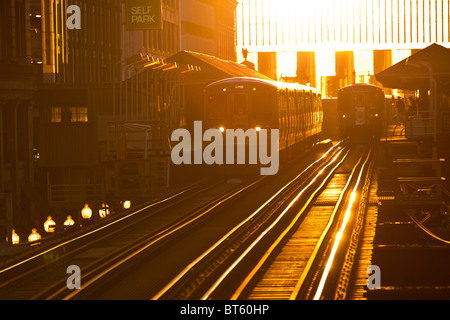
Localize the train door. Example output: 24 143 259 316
353 92 367 126
232 93 249 128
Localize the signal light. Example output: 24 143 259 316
28 228 41 243
81 204 92 220
64 215 75 227
12 229 20 245
122 200 131 210
44 216 56 233
99 203 110 219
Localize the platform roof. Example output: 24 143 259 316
167 51 273 82
375 43 450 91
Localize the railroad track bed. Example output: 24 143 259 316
0 142 336 300
226 145 376 301
0 179 259 300
70 142 342 300
145 143 379 301
2 140 397 301
242 173 351 300
146 143 346 300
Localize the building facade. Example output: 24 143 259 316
33 0 123 221
237 0 450 96
180 0 238 61
1 0 239 234
0 0 38 242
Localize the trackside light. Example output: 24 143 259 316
44 216 56 233
219 127 225 133
28 228 41 243
12 229 20 245
64 215 75 227
81 204 92 220
255 126 261 132
99 203 110 219
342 114 347 118
123 200 131 210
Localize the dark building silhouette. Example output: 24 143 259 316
0 0 239 237
0 0 38 241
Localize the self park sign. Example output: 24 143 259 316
126 0 163 30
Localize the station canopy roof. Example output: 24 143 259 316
375 43 450 91
167 51 272 81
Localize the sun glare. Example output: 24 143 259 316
237 0 449 92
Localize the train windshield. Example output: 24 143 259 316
233 94 248 116
252 92 272 120
353 93 366 107
207 93 227 119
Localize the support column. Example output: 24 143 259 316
374 50 393 94
335 51 355 86
258 52 277 80
297 52 316 87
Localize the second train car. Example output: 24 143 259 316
338 83 386 140
204 77 323 163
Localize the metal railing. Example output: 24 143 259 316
404 111 435 139
48 184 104 207
107 121 172 160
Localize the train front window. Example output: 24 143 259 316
233 94 248 116
252 92 272 120
208 94 227 120
353 93 366 107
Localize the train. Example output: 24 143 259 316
337 83 386 140
203 77 323 172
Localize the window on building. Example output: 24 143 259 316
51 107 88 123
51 107 62 123
68 107 88 123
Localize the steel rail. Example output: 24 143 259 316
203 146 373 301
151 142 344 300
59 177 264 300
312 147 374 300
0 181 222 294
35 179 261 299
212 147 350 300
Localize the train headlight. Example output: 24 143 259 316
342 114 347 119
